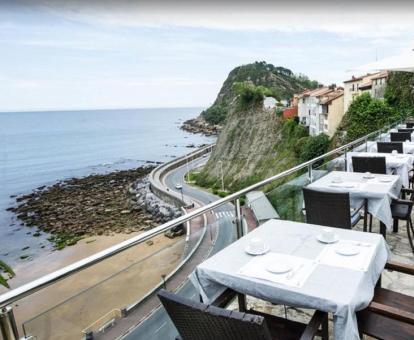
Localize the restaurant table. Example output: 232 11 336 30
307 171 401 232
190 219 388 340
366 140 414 154
346 151 413 188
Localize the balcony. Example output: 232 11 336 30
1 122 413 340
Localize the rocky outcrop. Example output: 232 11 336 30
131 178 182 224
181 116 221 135
8 167 175 249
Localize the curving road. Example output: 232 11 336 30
122 154 236 340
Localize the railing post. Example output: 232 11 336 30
307 164 313 183
234 199 244 239
365 137 368 152
344 146 348 172
0 306 18 340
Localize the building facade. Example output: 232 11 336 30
319 90 345 137
343 71 388 113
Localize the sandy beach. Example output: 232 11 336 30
1 231 185 339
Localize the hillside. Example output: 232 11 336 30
200 61 318 126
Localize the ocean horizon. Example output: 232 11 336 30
0 107 215 266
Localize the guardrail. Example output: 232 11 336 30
0 121 400 340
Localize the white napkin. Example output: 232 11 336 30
316 240 377 272
329 181 359 189
238 253 317 288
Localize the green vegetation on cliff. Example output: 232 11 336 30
384 71 414 116
0 260 15 289
335 72 414 144
201 61 319 125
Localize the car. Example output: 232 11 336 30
202 154 208 158
175 184 183 190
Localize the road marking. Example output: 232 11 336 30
154 321 167 333
215 211 234 219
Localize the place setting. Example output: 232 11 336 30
315 227 376 272
329 176 359 189
240 236 317 287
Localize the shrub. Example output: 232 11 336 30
299 134 330 162
233 82 276 107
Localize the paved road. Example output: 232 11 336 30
123 155 236 340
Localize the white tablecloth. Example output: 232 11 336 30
191 220 388 340
366 140 414 154
346 151 413 188
307 171 401 229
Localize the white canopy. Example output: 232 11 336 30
350 49 414 73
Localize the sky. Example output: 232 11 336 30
0 0 413 111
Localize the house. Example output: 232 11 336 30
297 87 334 136
343 71 388 112
318 89 344 137
282 106 298 119
263 97 277 109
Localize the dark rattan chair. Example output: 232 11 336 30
357 261 414 339
377 142 403 154
303 188 366 230
391 132 411 142
352 156 386 174
391 188 414 252
158 289 328 340
406 122 414 128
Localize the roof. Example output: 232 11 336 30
371 70 388 80
319 91 344 105
343 75 365 83
308 87 332 97
283 106 298 119
245 191 279 222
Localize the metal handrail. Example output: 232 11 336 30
0 121 398 307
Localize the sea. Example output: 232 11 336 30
0 108 215 266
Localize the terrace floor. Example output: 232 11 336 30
228 217 414 339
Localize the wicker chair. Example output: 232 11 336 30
303 188 366 230
351 156 386 174
406 122 414 128
391 132 411 142
357 261 414 339
158 289 328 340
377 142 403 154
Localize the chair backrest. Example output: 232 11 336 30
391 132 411 142
377 142 403 154
352 156 386 174
398 128 414 133
406 122 414 128
158 289 272 340
303 188 352 229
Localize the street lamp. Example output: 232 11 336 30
218 160 224 192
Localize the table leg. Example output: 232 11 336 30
380 222 386 239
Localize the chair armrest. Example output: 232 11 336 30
385 260 414 275
368 301 414 325
210 288 237 308
300 311 328 340
391 198 413 206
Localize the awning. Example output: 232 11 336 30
349 49 414 73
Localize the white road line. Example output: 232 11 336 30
154 321 167 333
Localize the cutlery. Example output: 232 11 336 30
287 263 304 280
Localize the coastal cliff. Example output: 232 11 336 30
182 61 318 133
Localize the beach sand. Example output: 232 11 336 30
1 231 185 339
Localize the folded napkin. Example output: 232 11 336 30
238 253 316 288
328 182 359 189
316 240 377 272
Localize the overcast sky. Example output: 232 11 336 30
0 0 413 111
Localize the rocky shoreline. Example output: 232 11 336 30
7 166 183 250
181 116 221 136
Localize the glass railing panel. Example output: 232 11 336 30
8 230 187 340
